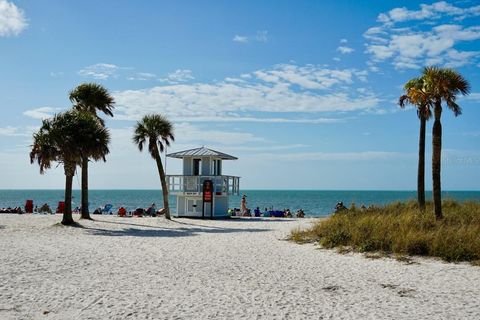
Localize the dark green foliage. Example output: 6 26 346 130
290 200 480 264
30 110 109 225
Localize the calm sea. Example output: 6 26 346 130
1 190 479 217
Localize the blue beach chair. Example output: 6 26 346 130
101 204 113 215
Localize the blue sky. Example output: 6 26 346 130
0 0 479 190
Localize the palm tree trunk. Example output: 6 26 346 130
62 162 75 225
153 144 171 219
418 114 426 211
432 102 443 220
80 157 92 220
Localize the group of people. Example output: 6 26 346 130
117 203 165 217
334 201 370 213
229 195 306 218
1 203 53 214
3 201 165 217
0 207 24 214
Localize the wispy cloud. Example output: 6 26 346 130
23 107 62 120
159 69 194 84
461 92 480 102
78 63 119 80
364 1 480 69
108 123 265 155
171 116 346 124
0 0 27 37
256 30 268 42
233 35 248 43
174 122 264 145
254 151 414 161
232 30 269 44
337 46 354 54
49 71 64 77
127 72 156 81
0 126 27 137
112 63 377 122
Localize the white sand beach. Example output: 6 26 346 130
1 215 479 320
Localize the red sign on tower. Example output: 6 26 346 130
203 180 213 203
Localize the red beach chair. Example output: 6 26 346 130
56 201 65 214
25 200 33 213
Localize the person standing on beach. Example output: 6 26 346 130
241 195 248 215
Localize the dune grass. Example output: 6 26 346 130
290 200 480 264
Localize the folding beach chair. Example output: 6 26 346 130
101 204 113 215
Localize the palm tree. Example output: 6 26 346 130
69 83 114 219
30 110 109 225
30 113 79 225
399 77 432 211
69 83 114 122
76 116 111 216
133 114 175 220
421 67 470 219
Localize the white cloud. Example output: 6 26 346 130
233 35 248 43
233 30 269 43
49 71 64 77
0 0 27 37
112 64 378 122
340 38 348 44
174 123 264 145
0 126 25 136
108 123 265 157
461 92 480 102
78 63 119 80
252 64 367 89
376 1 480 25
23 107 62 120
171 116 345 124
365 2 480 69
127 72 156 81
337 46 354 54
159 69 194 83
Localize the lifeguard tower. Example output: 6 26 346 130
166 147 240 218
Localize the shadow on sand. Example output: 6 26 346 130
83 218 270 238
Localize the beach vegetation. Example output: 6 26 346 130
69 83 115 220
133 114 175 220
289 200 480 264
30 110 110 225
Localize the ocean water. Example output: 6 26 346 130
1 190 479 217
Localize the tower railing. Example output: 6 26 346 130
166 175 240 196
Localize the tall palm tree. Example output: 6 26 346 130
133 114 175 220
69 83 114 219
399 77 432 211
76 116 111 216
421 67 470 219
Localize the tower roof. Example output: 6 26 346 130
166 147 238 160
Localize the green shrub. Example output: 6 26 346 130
290 200 480 264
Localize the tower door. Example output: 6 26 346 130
186 198 202 216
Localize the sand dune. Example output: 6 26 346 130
0 215 479 319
